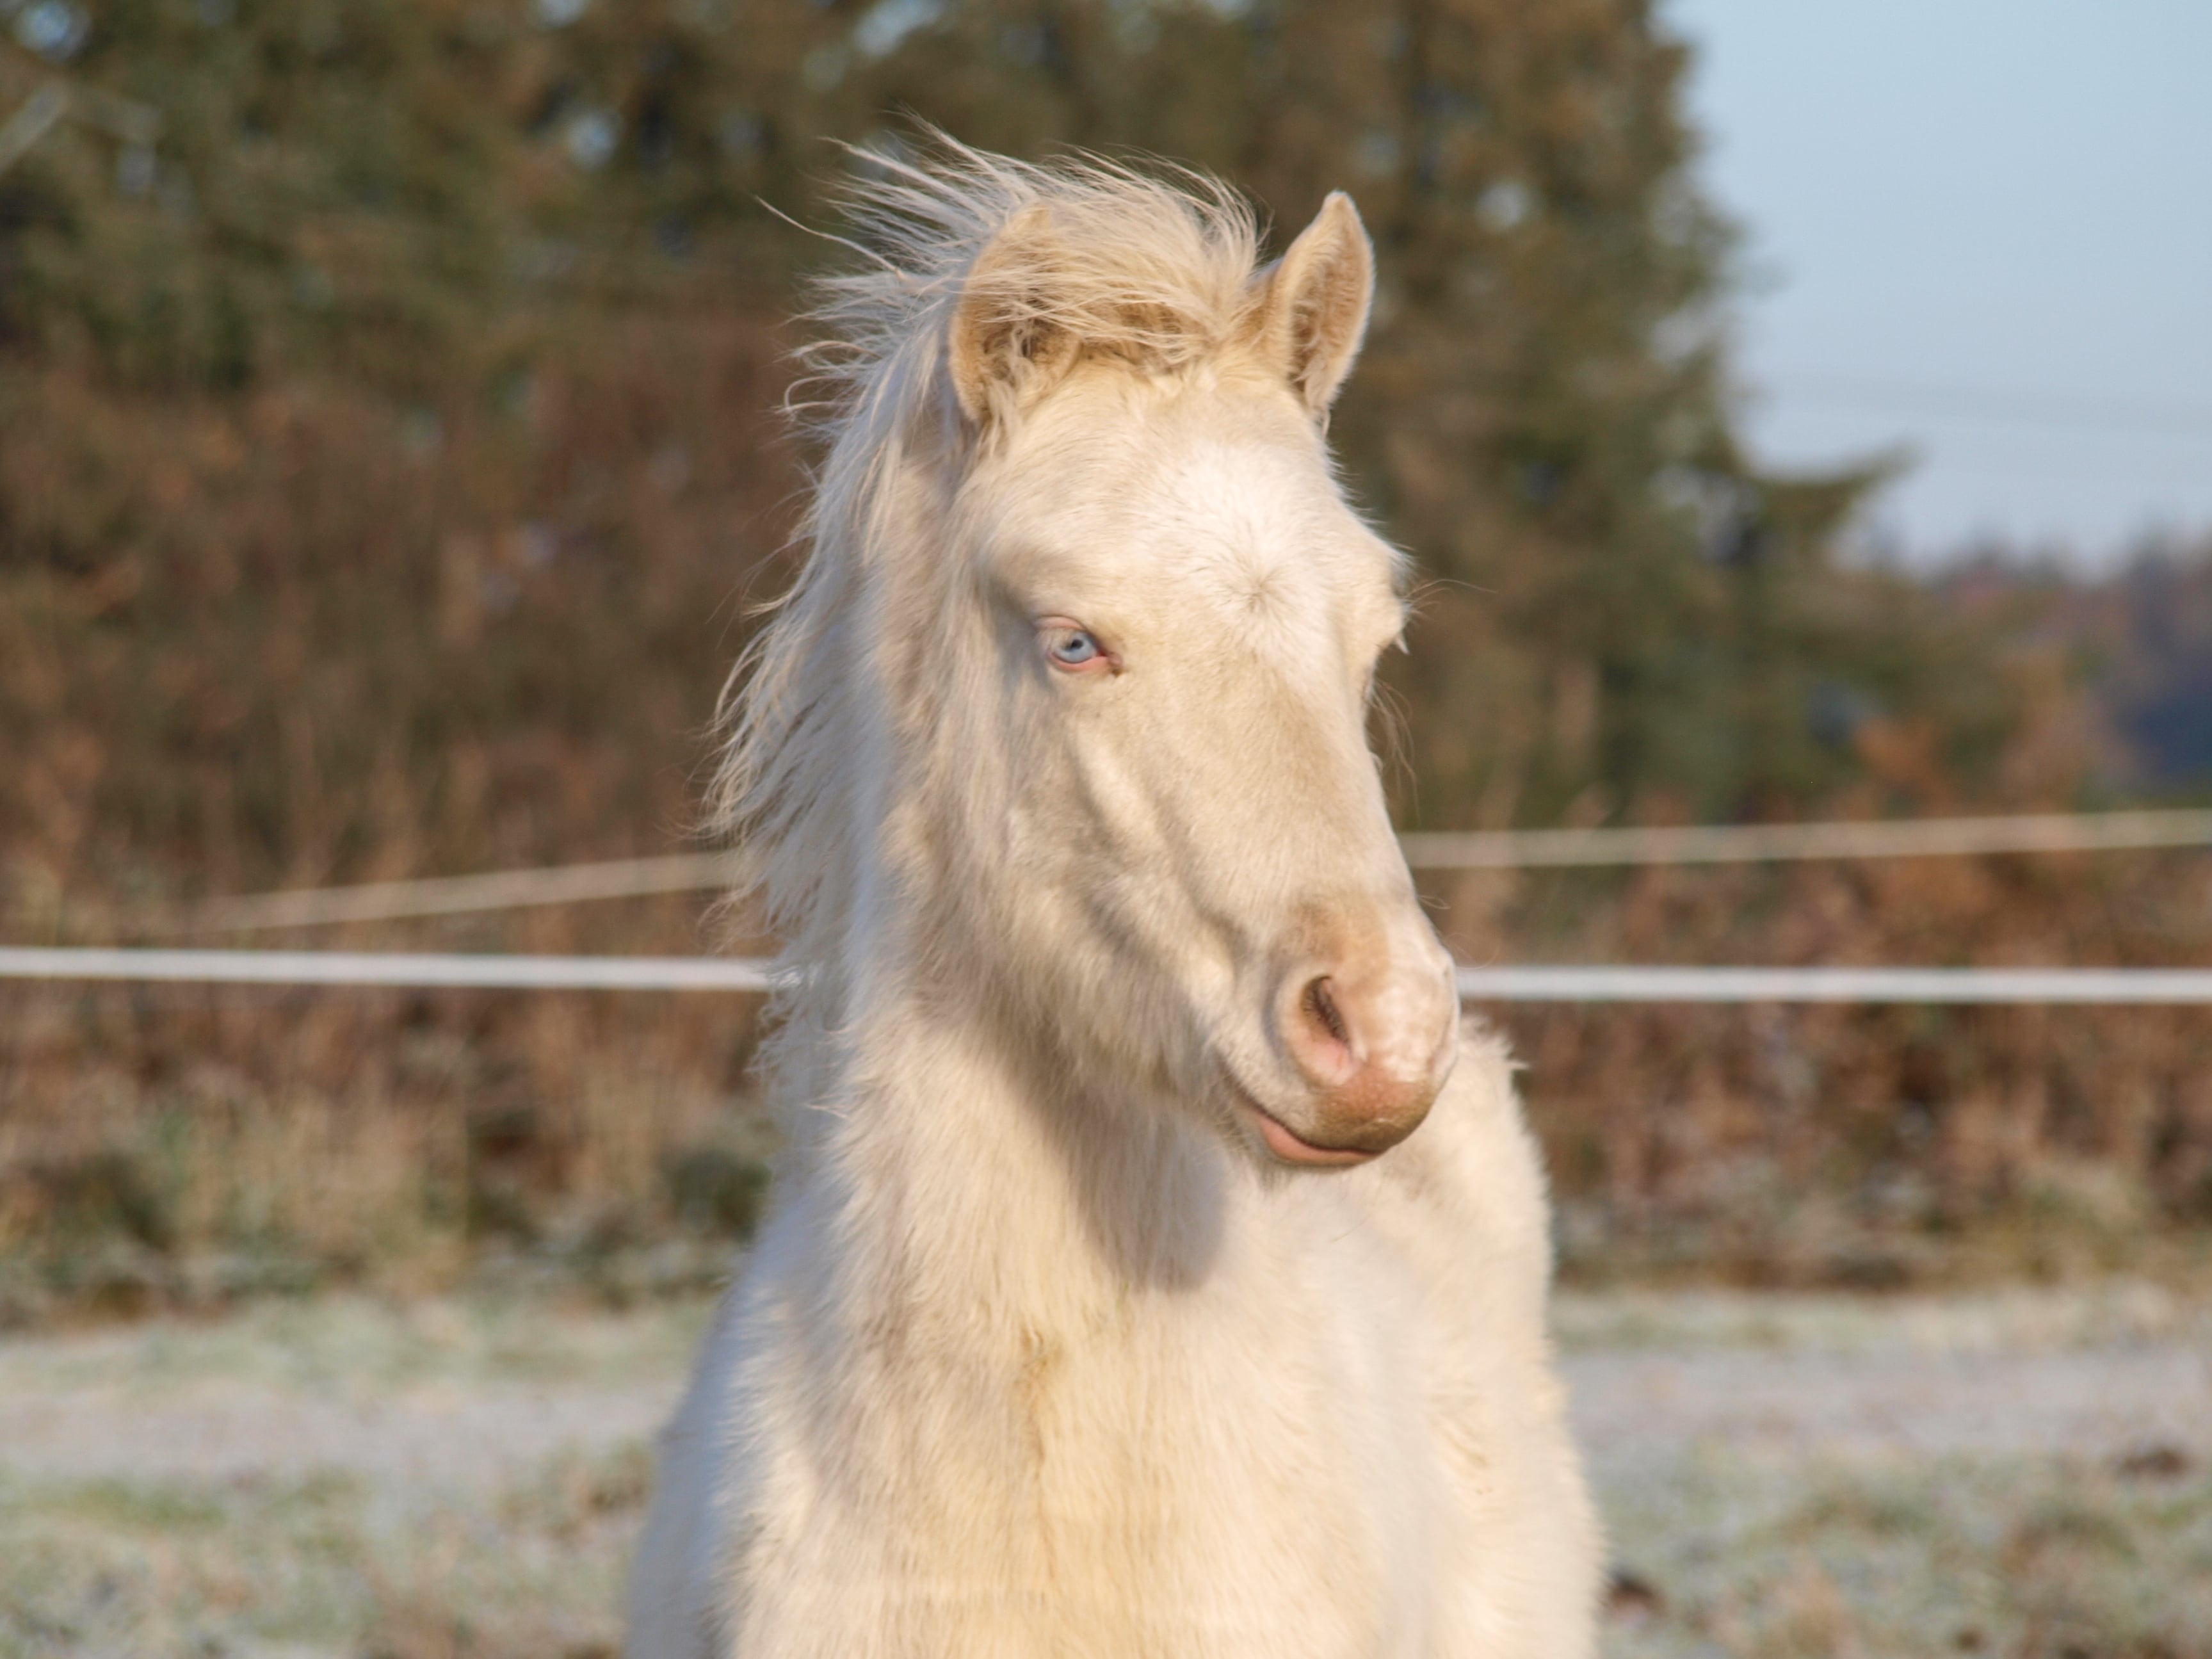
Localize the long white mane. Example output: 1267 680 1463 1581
709 143 1264 1092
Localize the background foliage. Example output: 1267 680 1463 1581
3 0 2208 1315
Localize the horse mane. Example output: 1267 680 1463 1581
707 138 1264 1091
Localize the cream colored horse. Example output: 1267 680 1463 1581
627 143 1599 1658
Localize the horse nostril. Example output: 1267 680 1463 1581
1303 976 1350 1049
1284 973 1364 1092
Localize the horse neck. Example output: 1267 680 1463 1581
779 934 1239 1330
761 446 1239 1326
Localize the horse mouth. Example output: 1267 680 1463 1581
1220 1070 1380 1170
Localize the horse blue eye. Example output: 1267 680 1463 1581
1050 629 1100 665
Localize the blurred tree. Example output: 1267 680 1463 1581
0 0 2033 899
6 1 2179 1291
844 0 2020 827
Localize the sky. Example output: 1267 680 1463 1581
1663 1 2212 567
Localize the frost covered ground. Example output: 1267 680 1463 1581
2 1284 2208 1657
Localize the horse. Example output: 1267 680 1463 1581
626 142 1599 1658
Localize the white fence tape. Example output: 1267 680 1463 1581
167 853 743 934
1400 807 2212 870
0 948 774 992
1452 966 2212 1004
6 948 2212 1003
145 809 2212 934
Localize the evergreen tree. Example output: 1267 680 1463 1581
1 0 2024 887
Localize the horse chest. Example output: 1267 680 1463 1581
1028 1308 1441 1633
796 1229 1449 1655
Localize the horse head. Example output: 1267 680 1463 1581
903 175 1459 1167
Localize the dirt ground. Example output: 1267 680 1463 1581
3 1284 2209 1657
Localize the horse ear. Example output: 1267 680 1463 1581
1253 192 1374 417
948 205 1080 429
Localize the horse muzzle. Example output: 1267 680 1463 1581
1243 939 1459 1168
